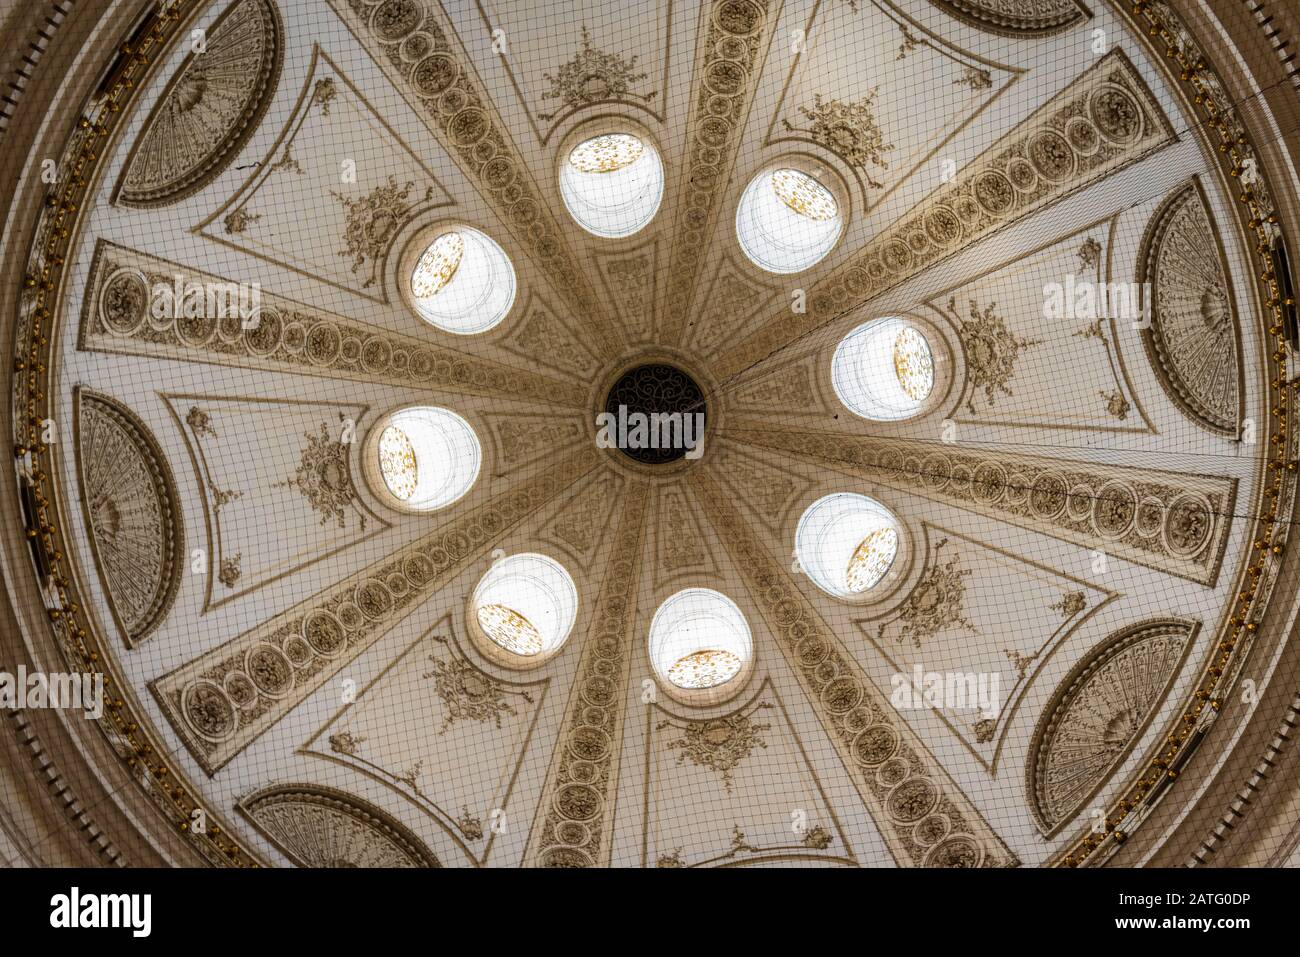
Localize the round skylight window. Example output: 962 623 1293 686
471 553 578 666
649 588 753 702
736 166 843 273
795 494 904 600
365 406 481 512
408 226 515 334
559 132 664 238
832 316 941 421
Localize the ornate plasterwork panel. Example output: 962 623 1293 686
766 0 1015 206
238 784 441 867
714 48 1176 380
711 441 815 536
79 241 585 407
165 394 386 612
332 0 621 359
473 5 669 143
151 448 597 773
726 423 1236 585
498 292 601 382
195 47 450 302
541 470 626 574
926 217 1152 433
652 484 716 582
1138 180 1242 436
74 390 184 647
1028 618 1197 836
685 254 780 358
730 349 835 421
301 619 549 865
692 470 1017 867
116 0 285 208
857 524 1115 772
658 0 778 345
483 411 589 477
928 0 1090 38
643 681 854 867
524 482 649 867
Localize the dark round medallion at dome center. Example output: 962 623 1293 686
603 364 707 465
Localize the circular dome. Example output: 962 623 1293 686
736 166 843 273
471 553 578 665
600 363 707 466
649 589 752 702
559 132 664 238
796 494 904 600
407 226 515 334
365 406 481 512
832 316 941 421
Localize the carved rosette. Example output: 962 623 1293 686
117 0 284 207
238 785 440 866
1138 181 1241 435
75 390 183 646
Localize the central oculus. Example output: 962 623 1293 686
598 363 708 465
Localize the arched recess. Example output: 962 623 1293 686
1027 618 1198 837
74 389 184 647
237 784 441 867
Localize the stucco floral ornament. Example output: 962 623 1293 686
882 538 977 648
783 92 894 187
539 25 658 121
274 422 361 529
953 297 1043 412
657 703 772 792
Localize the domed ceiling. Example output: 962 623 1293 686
2 0 1299 869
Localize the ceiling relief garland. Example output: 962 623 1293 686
659 0 777 346
927 0 1090 38
725 423 1236 586
115 0 285 208
237 784 442 867
524 483 649 868
1137 179 1243 436
1028 619 1197 837
151 448 598 774
333 0 622 359
74 390 184 647
714 47 1176 381
79 241 586 408
692 470 1017 867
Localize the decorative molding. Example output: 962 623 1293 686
1028 618 1198 836
524 482 650 867
542 470 625 573
79 241 586 408
714 48 1176 380
150 449 597 774
74 390 183 648
657 700 772 792
692 470 1017 867
334 0 621 359
725 423 1236 585
593 239 659 344
538 24 659 121
660 0 777 345
928 0 1090 37
237 784 441 867
115 0 284 208
686 254 780 358
1138 179 1242 435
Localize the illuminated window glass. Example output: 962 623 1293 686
472 553 578 660
833 317 938 421
796 494 902 600
369 406 480 512
559 132 664 238
649 589 752 692
409 227 515 334
736 167 842 273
